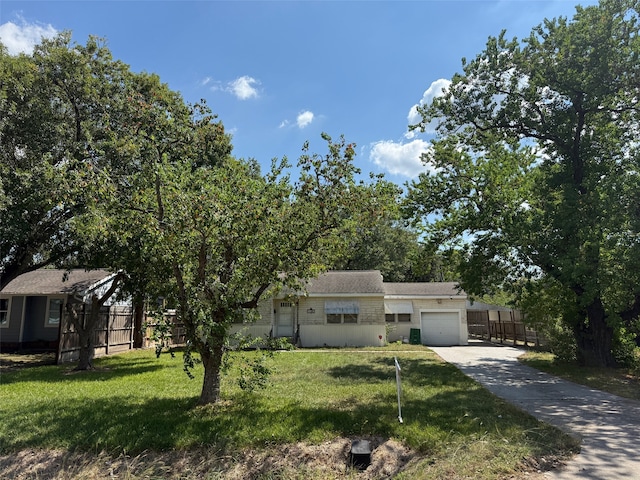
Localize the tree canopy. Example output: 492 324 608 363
406 0 640 366
0 33 137 288
115 130 398 404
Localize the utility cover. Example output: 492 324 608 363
349 439 371 470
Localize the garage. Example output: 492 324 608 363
420 311 462 346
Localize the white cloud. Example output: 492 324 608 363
369 139 435 178
229 75 259 100
406 78 451 138
0 19 57 55
296 110 314 129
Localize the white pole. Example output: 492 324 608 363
394 356 403 423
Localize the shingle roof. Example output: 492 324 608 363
1 269 115 295
384 282 466 297
306 270 385 295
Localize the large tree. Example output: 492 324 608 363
0 34 134 289
407 0 640 366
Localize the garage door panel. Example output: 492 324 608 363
420 312 460 346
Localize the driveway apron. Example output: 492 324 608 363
429 342 640 479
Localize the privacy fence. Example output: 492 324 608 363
56 307 191 364
58 306 135 364
143 311 187 349
467 309 546 347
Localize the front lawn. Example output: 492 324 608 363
519 350 640 401
0 347 577 479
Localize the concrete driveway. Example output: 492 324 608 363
429 341 640 479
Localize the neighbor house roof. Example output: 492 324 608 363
384 282 466 298
0 269 115 296
306 270 385 296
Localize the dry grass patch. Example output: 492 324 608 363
0 438 415 480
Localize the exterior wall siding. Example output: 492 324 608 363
300 324 385 348
385 298 467 344
227 287 467 348
0 295 24 343
229 298 273 340
298 296 385 326
296 296 385 347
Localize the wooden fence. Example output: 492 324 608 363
143 311 187 348
57 306 135 364
467 310 545 347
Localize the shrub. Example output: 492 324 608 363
544 321 577 364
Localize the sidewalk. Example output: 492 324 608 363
429 341 640 479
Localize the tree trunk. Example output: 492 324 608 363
66 302 96 371
76 301 99 370
133 298 145 348
198 342 225 405
76 328 95 370
573 298 617 367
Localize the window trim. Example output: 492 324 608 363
45 296 65 328
0 296 10 328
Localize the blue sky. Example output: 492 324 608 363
0 0 597 184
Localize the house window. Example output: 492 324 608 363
0 298 9 327
46 298 63 327
324 301 359 325
386 313 411 323
343 313 358 324
384 302 413 323
326 313 358 324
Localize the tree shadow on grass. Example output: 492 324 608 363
0 355 166 385
0 383 573 459
326 355 474 390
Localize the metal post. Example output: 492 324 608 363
395 357 403 423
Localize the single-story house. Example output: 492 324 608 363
0 269 132 355
231 270 468 347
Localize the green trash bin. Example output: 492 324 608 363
409 328 421 345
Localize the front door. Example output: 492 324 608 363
275 301 294 337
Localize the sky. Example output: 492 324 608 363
0 0 598 184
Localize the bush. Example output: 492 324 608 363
544 322 577 364
613 328 639 368
265 336 295 351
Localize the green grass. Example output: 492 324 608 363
520 350 640 401
0 347 577 479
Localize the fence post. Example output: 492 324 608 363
105 310 110 355
486 312 491 341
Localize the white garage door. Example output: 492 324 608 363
420 312 460 346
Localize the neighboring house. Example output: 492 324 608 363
0 269 132 358
231 270 468 347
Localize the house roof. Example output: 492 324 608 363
0 269 115 296
384 282 466 298
306 270 385 295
